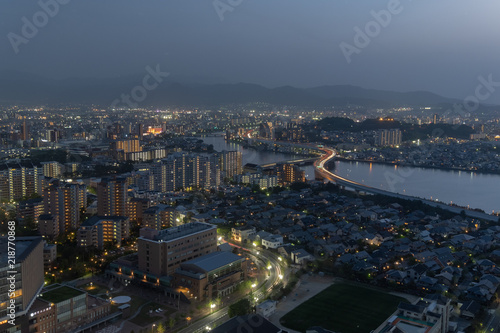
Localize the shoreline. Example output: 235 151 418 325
335 157 500 176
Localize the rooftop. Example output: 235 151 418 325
147 222 216 242
181 251 243 273
0 236 43 265
40 285 85 304
81 215 128 227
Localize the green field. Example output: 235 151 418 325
280 283 404 333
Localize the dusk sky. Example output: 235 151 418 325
2 0 500 102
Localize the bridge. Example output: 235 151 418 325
315 147 499 222
260 157 318 169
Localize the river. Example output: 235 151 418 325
202 136 500 214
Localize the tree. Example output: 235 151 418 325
156 322 165 333
167 317 175 329
228 298 251 318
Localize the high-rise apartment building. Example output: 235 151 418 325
43 181 86 233
276 163 306 185
41 161 64 178
217 150 242 180
375 129 402 147
77 216 130 249
0 161 42 202
97 177 128 216
152 153 220 192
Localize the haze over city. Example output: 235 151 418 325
1 0 500 103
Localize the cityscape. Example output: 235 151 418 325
2 1 500 333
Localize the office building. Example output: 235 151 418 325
77 216 130 249
174 251 247 300
31 284 115 333
0 237 44 333
138 222 217 277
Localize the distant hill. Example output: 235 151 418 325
0 71 464 107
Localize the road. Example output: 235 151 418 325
485 305 500 333
177 243 289 333
315 147 498 222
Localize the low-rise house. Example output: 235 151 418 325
291 249 314 265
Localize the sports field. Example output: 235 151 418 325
280 283 404 333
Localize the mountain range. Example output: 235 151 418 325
0 71 464 108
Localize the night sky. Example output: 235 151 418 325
1 0 500 102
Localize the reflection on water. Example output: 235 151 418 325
333 161 500 214
201 136 498 213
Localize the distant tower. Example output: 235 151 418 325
21 118 30 141
138 124 144 140
433 114 439 124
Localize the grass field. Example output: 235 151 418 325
129 302 164 327
280 283 404 333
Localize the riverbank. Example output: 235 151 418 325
335 156 500 176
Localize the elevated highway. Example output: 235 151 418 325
315 147 498 222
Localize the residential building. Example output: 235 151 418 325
256 300 277 318
232 227 256 243
17 197 44 225
374 294 451 333
43 181 86 233
276 163 305 185
142 204 175 230
128 197 150 224
43 242 57 267
0 161 42 202
375 129 402 147
41 161 64 178
262 235 283 249
97 177 128 216
291 249 314 265
38 214 60 239
77 216 130 249
217 150 242 179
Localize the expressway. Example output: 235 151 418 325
314 147 498 222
